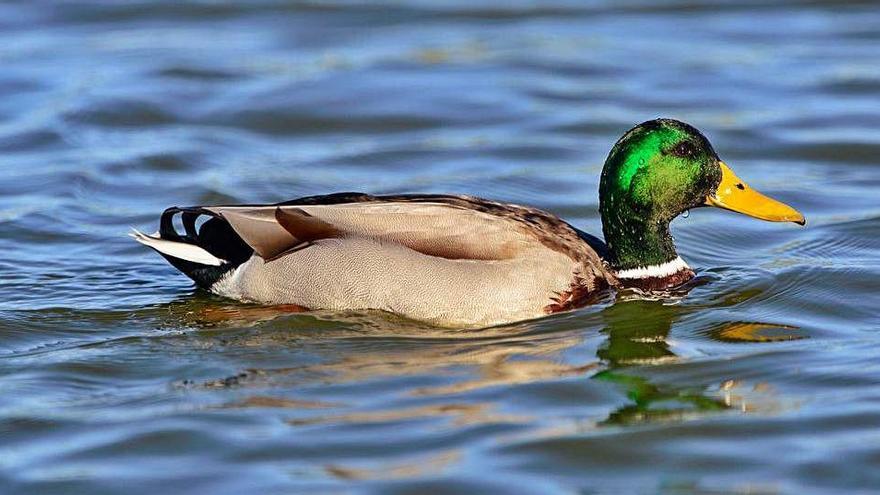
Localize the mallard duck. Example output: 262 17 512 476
134 119 804 327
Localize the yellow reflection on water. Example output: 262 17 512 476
713 322 804 342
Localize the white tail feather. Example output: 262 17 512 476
130 229 225 266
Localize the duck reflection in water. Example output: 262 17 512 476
595 289 804 425
594 299 727 426
167 286 803 428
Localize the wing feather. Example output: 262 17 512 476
206 199 536 261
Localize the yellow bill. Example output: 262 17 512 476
705 162 805 225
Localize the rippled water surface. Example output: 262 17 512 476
2 1 880 493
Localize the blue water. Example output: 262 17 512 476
1 1 879 493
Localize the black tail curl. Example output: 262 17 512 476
158 207 253 288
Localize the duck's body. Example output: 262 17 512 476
135 119 804 327
135 194 622 326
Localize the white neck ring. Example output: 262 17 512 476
614 256 690 280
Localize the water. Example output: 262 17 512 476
1 1 879 493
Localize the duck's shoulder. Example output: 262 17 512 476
396 194 619 310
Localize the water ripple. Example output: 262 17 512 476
1 1 879 493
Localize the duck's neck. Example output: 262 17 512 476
600 214 694 289
603 214 677 271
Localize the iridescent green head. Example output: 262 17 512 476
600 119 804 272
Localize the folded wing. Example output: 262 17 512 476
202 195 547 262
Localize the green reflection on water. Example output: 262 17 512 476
593 299 800 426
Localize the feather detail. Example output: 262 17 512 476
274 207 342 243
129 229 226 266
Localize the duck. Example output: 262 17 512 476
133 119 804 327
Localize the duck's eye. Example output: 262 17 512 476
670 141 698 158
